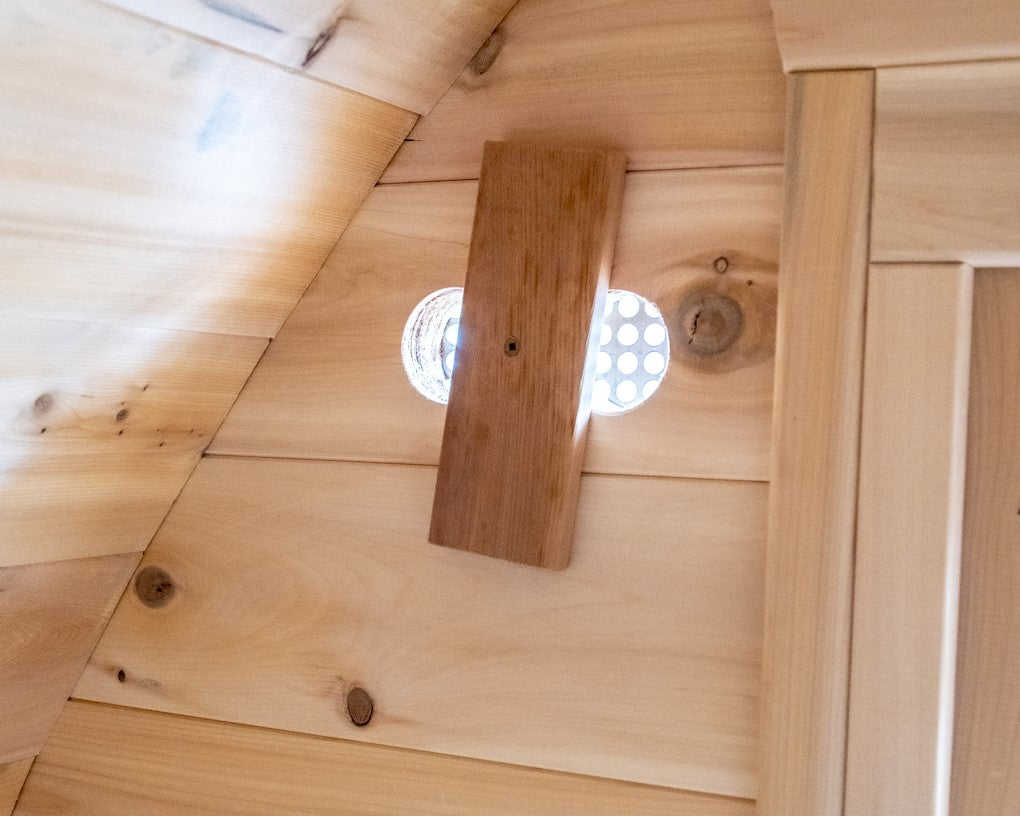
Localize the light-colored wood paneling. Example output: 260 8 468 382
0 0 416 336
382 0 785 182
0 760 32 816
951 269 1020 816
872 61 1020 267
17 701 753 816
0 554 139 765
0 319 266 568
101 0 515 114
432 143 625 569
846 264 973 816
212 167 781 481
78 456 765 798
768 0 1020 71
759 70 874 816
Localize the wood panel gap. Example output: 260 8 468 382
200 452 770 486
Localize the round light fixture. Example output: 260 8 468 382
401 287 669 414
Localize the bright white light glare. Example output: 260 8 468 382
616 380 638 402
402 287 668 414
401 288 463 404
616 351 638 374
618 294 640 318
616 323 639 346
590 289 670 415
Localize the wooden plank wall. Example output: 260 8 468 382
18 0 789 812
760 2 1020 810
1 0 510 803
950 271 1020 816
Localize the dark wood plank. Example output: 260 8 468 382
430 142 626 568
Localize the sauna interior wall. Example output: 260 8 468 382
4 0 787 813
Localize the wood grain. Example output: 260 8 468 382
951 269 1020 816
0 760 32 816
381 0 785 182
872 61 1020 266
0 553 140 765
846 264 974 816
768 0 1020 71
0 319 266 568
78 456 765 798
0 0 415 336
17 701 753 816
759 70 874 816
212 167 781 481
101 0 516 114
431 143 626 569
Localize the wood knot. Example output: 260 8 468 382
116 408 129 422
134 566 176 608
346 686 374 727
469 27 506 76
678 294 743 357
33 393 54 414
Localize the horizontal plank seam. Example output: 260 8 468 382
378 162 786 185
1 551 143 573
60 699 755 806
88 0 419 117
787 54 1020 74
200 451 769 485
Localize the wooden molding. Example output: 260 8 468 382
845 263 974 816
759 69 874 816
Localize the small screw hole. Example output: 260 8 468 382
504 338 520 356
117 669 126 683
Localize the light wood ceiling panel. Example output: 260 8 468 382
0 553 139 766
769 0 1020 71
0 760 33 816
99 0 517 114
872 61 1020 267
77 456 765 799
18 700 753 816
0 0 416 337
0 319 266 568
211 167 780 481
381 0 785 182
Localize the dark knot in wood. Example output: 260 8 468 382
346 686 374 726
134 565 177 608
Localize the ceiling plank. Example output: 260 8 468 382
0 759 33 816
19 700 753 816
0 319 265 568
0 553 140 765
381 0 785 182
77 456 765 799
769 0 1020 72
0 0 416 337
210 167 781 482
99 0 517 114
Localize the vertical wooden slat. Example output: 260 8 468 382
759 70 874 816
430 142 626 569
950 269 1020 816
845 263 974 816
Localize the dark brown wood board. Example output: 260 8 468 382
429 142 626 569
